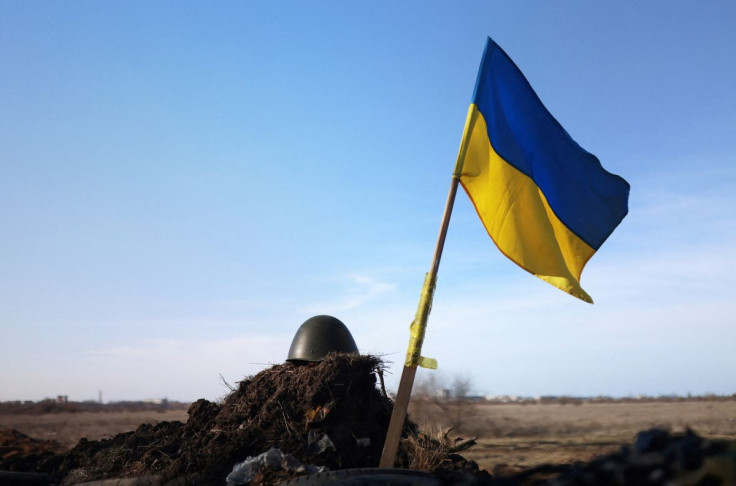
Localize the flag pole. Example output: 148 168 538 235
379 174 460 468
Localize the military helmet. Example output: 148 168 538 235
286 315 358 363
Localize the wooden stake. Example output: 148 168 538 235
379 175 460 468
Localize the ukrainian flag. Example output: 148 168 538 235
454 38 630 303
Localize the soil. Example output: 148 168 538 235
0 429 63 473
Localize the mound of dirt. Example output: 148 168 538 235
0 429 63 473
43 354 477 485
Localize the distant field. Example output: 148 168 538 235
2 399 735 476
409 399 736 476
0 409 189 450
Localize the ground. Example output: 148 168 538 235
3 397 735 479
408 398 736 477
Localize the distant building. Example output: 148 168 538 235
143 398 169 408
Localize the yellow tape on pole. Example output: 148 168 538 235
380 176 459 468
404 272 438 369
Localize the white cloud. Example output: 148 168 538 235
299 274 396 313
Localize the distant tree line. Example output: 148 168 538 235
409 372 736 406
460 393 736 405
0 398 191 415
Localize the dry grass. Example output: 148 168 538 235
401 425 477 473
404 429 451 472
466 401 736 439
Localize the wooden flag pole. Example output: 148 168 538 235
379 174 461 468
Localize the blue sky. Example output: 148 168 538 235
2 2 735 402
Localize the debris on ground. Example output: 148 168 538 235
226 448 326 485
496 428 736 485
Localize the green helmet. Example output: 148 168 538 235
286 315 359 363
